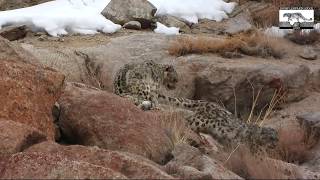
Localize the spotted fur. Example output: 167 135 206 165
113 60 279 154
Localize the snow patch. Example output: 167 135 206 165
148 0 237 23
154 22 179 35
0 0 120 36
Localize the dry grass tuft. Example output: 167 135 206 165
169 32 285 59
246 86 287 126
224 146 302 179
158 111 190 149
272 126 316 164
286 30 320 45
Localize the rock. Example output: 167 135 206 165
191 11 253 35
0 25 27 41
123 21 142 30
1 152 127 179
301 142 320 177
0 36 38 64
296 112 320 138
224 11 253 35
102 0 157 29
74 33 173 92
0 155 9 176
25 141 173 179
0 0 50 11
20 44 96 86
190 56 310 116
155 15 191 33
0 120 46 155
0 37 65 140
165 144 242 179
299 47 318 60
58 82 172 164
191 19 226 34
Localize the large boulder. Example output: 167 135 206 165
20 43 96 86
296 112 320 140
0 37 38 64
191 11 253 35
187 56 310 116
25 141 173 179
0 120 46 155
102 0 157 29
0 0 50 11
0 152 127 179
165 144 242 179
0 37 65 140
58 82 173 164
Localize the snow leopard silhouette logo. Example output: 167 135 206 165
283 13 313 25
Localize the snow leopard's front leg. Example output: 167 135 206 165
119 93 152 111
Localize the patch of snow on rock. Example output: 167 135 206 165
148 0 237 23
0 0 120 36
154 22 179 35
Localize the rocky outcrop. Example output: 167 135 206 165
0 37 38 64
102 0 157 29
58 82 173 164
0 120 46 155
190 56 310 116
0 25 27 41
0 37 65 140
165 144 242 179
25 141 173 179
0 0 50 11
191 11 253 35
72 33 172 92
20 33 318 117
1 152 127 179
297 112 320 139
299 47 318 61
155 15 191 33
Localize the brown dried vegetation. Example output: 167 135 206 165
271 125 318 164
169 32 285 59
224 146 302 179
286 30 320 45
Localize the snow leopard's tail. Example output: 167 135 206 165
156 93 207 111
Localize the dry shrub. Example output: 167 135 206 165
158 111 191 149
246 86 287 126
169 33 285 59
286 30 320 45
224 146 302 179
168 36 243 57
272 127 315 164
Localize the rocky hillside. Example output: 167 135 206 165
0 0 319 179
